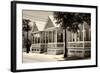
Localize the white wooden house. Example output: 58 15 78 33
30 16 91 57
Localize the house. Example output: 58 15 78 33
30 15 91 58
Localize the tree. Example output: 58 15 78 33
22 19 31 53
54 12 90 58
80 13 91 25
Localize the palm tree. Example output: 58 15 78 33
22 19 31 53
54 12 90 58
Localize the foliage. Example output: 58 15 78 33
23 19 31 32
54 12 91 32
53 12 91 57
22 19 32 53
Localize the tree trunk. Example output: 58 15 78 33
64 29 68 57
26 31 29 53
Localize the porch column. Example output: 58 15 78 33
82 23 85 57
56 29 57 43
40 32 41 43
70 31 72 42
89 28 91 41
63 30 65 53
66 29 67 42
83 24 85 47
75 33 77 42
41 32 42 43
33 34 34 44
52 31 54 42
77 30 80 41
63 30 65 42
32 34 33 44
37 33 38 44
34 34 35 44
72 32 73 42
48 31 49 43
45 31 46 44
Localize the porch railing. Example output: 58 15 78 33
47 41 91 49
31 41 91 49
67 41 91 48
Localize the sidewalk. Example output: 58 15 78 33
22 52 90 63
23 52 64 63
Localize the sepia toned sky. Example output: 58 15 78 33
23 10 53 21
22 10 53 30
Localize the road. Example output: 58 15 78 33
22 52 64 63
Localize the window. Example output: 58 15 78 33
49 31 52 43
57 32 63 42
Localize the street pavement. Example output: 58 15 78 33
22 52 90 63
22 52 64 63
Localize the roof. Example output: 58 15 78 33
35 21 46 31
43 15 59 30
32 15 59 32
48 15 59 27
32 22 38 32
23 15 60 32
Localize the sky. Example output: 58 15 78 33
23 10 53 21
22 10 53 30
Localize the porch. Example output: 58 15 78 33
30 23 91 57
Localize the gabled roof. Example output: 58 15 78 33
30 15 60 32
35 21 46 31
32 15 59 32
48 15 59 27
32 22 39 32
44 16 59 30
32 21 47 32
44 17 55 29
